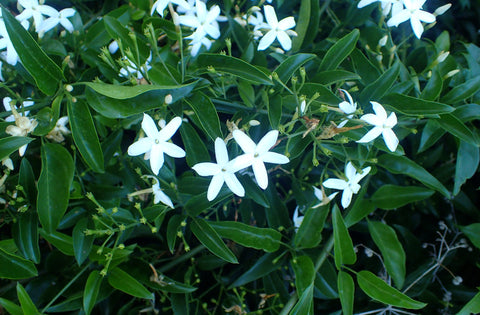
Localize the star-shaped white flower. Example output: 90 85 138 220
152 181 174 208
387 0 436 39
16 0 58 32
358 0 404 17
179 0 221 39
257 5 296 51
232 129 289 190
37 8 76 34
192 138 245 201
151 0 190 17
337 89 357 128
323 162 371 209
356 101 399 152
119 54 152 79
312 186 338 208
127 114 185 175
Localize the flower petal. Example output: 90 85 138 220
345 162 356 181
278 16 295 31
162 142 186 158
257 30 276 51
214 138 229 166
387 10 411 27
252 159 268 189
276 30 292 51
153 184 174 208
323 178 348 190
159 116 182 141
229 154 254 172
257 130 279 154
360 113 382 126
382 129 399 152
357 126 383 143
341 188 354 208
233 130 256 154
207 173 224 201
261 151 289 165
142 113 159 139
263 5 278 28
224 172 245 197
149 145 165 175
127 137 153 156
192 162 220 176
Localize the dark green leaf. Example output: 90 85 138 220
417 120 446 153
0 247 37 279
37 143 74 232
268 94 282 129
68 98 104 173
368 221 406 289
460 223 480 250
39 229 74 256
0 137 34 161
229 252 283 288
167 215 184 254
290 283 314 315
0 298 23 315
357 270 427 309
381 93 455 115
351 49 380 85
239 175 270 208
185 92 222 140
454 104 480 122
295 205 329 249
292 256 315 296
359 61 400 104
437 114 479 146
457 291 480 315
291 0 311 51
197 54 273 85
338 271 354 315
18 158 36 206
454 141 480 195
84 270 102 315
319 29 359 71
345 195 376 228
370 185 434 210
12 212 40 264
299 83 341 106
441 76 480 104
209 221 282 252
108 268 154 299
420 69 443 101
190 218 238 264
1 7 64 95
333 205 356 268
16 283 39 315
275 53 316 83
314 70 361 85
73 218 94 266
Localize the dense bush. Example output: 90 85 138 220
1 0 479 314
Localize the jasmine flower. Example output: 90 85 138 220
387 0 436 39
151 0 191 17
293 206 303 229
312 186 338 208
152 181 174 208
37 8 76 34
337 89 357 128
257 5 296 51
16 0 58 32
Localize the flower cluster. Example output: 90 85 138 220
358 0 451 38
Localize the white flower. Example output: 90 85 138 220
358 0 404 17
151 0 191 17
119 54 152 80
312 186 338 208
323 162 371 208
46 116 70 142
257 5 296 51
37 8 76 34
0 20 22 66
127 114 185 175
152 181 174 208
16 0 58 32
434 3 451 16
387 0 436 39
293 206 303 229
232 129 289 190
187 35 212 57
357 101 399 152
3 97 34 122
5 106 38 156
337 89 357 128
192 138 245 201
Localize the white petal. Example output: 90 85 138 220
360 113 383 126
358 0 379 8
149 145 165 175
228 154 254 172
162 142 186 158
152 0 167 16
276 31 292 51
159 116 182 141
387 10 411 27
178 15 199 28
204 24 220 39
195 0 207 20
345 162 356 181
214 138 229 166
127 138 153 156
257 130 279 154
323 178 348 190
172 0 191 10
370 101 387 120
353 166 371 183
38 5 59 17
60 8 76 18
416 10 436 23
153 185 174 208
192 162 220 176
233 130 256 154
60 18 74 33
207 173 224 201
313 186 323 201
263 5 278 28
205 5 221 23
257 30 276 51
142 114 159 139
37 18 58 33
357 126 383 143
19 144 28 157
252 159 268 189
224 173 245 197
410 15 424 39
385 112 397 128
341 189 353 208
278 17 295 31
382 129 399 152
261 151 289 165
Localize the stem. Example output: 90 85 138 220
157 244 206 273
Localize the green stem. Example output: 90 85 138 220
157 244 206 273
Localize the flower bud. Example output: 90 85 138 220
378 35 388 47
434 4 451 16
164 94 173 104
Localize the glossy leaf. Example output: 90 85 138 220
108 268 154 299
82 82 199 99
209 221 282 253
292 256 315 296
319 29 359 71
417 120 446 153
275 53 316 83
332 205 356 268
368 221 406 289
238 175 270 208
420 69 443 101
0 136 34 161
0 298 23 315
68 99 104 173
190 218 238 264
0 247 38 279
457 291 480 315
19 158 36 206
180 122 210 167
229 252 283 288
441 76 480 104
167 215 184 253
12 212 40 264
359 61 400 104
377 155 450 198
295 205 329 249
299 83 341 106
84 270 103 315
437 114 479 146
370 185 434 210
1 7 63 95
290 283 314 315
381 93 454 116
17 283 39 315
39 229 74 256
73 218 94 266
345 193 376 228
454 141 480 195
197 53 273 85
291 0 311 51
37 143 74 232
357 270 427 309
460 223 480 250
351 48 380 84
314 70 361 85
268 94 282 129
338 271 354 315
104 16 148 61
185 92 222 140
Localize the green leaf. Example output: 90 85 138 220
17 283 39 315
359 61 400 104
295 205 329 249
275 53 316 83
0 298 23 315
370 185 434 210
85 81 197 118
209 221 282 253
460 223 480 250
299 83 341 106
268 94 282 129
103 16 148 61
39 229 74 256
73 218 94 266
420 69 443 101
68 99 104 173
454 141 480 195
290 283 314 315
292 256 315 296
314 70 361 85
0 137 34 161
238 174 270 208
12 212 40 264
167 215 184 253
338 271 354 315
332 205 356 268
441 76 480 104
345 194 376 228
0 247 38 279
197 54 273 85
184 92 222 140
381 93 455 116
319 29 359 71
454 104 480 122
457 291 480 315
437 114 479 146
377 154 450 198
19 158 36 206
418 120 446 153
37 143 74 232
190 218 238 264
1 7 64 95
108 268 154 299
351 49 380 85
291 0 311 51
368 221 406 289
229 252 283 288
357 270 427 309
84 270 103 315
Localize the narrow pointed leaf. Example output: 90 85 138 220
420 69 443 101
39 229 74 256
108 268 154 299
0 298 23 315
229 252 283 288
268 94 282 129
16 283 39 315
295 205 329 248
314 70 361 85
441 76 480 104
179 123 210 167
73 218 94 265
338 271 354 315
381 93 454 115
454 141 480 195
84 270 102 315
319 29 359 71
185 92 222 140
275 53 316 83
290 283 314 315
0 247 37 279
19 158 36 206
370 185 434 210
359 61 400 104
12 212 40 264
460 223 480 250
0 137 34 161
292 256 315 296
437 114 479 146
332 205 356 268
457 291 480 315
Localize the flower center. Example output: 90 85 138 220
254 152 259 158
154 139 160 144
221 168 227 172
